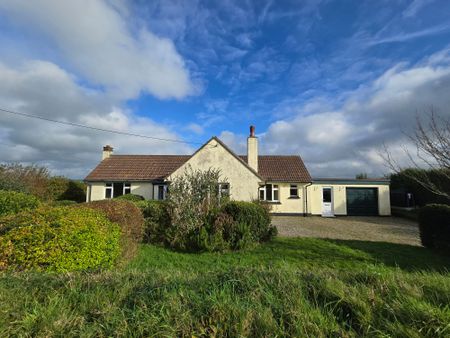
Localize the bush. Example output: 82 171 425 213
115 194 145 202
221 201 277 242
419 204 450 251
0 190 40 217
47 177 86 203
51 200 78 207
135 200 170 244
0 206 120 272
81 200 145 261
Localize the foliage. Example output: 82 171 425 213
115 193 145 202
0 190 40 217
221 201 277 243
0 206 120 272
419 204 450 251
165 167 229 251
50 200 78 207
135 200 170 243
355 172 368 179
1 238 450 337
47 177 86 202
0 163 50 199
390 168 450 206
81 200 145 261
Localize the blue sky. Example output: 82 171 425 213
0 0 450 178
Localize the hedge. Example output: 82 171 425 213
135 200 170 243
418 204 450 251
115 194 145 202
81 200 145 261
221 201 277 242
0 190 40 217
0 206 120 272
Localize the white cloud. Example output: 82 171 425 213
0 0 197 100
0 60 193 177
222 50 450 177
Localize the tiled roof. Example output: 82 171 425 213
85 153 311 183
85 155 190 181
240 155 311 182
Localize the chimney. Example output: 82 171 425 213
102 145 113 160
247 125 258 171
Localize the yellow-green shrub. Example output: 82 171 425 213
0 206 120 272
0 190 40 216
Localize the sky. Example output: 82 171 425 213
0 0 450 178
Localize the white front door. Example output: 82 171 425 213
322 187 334 217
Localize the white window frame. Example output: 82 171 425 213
259 184 279 202
123 182 131 195
290 184 298 197
218 183 230 198
105 183 113 199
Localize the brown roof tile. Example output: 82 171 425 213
85 152 311 183
85 155 190 181
240 155 311 182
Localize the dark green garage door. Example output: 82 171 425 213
346 188 379 216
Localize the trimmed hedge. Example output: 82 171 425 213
115 194 145 202
81 200 145 261
0 206 120 272
418 204 450 251
0 190 40 216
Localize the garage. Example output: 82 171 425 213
346 187 378 216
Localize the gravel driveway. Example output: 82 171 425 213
272 216 420 246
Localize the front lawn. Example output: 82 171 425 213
1 238 450 337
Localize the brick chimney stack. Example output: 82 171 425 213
102 145 113 160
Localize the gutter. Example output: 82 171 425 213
303 182 312 217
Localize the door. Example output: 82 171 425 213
322 187 334 217
346 188 378 216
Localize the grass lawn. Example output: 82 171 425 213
1 238 450 337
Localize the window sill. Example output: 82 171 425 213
288 196 300 199
261 201 281 204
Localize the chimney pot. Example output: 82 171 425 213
250 125 255 137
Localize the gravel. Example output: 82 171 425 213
272 216 421 246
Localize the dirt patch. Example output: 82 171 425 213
272 216 420 246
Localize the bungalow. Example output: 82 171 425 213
84 126 391 216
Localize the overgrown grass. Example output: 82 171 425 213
1 238 450 337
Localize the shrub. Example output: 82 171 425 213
51 200 78 206
419 204 450 251
47 177 86 202
0 163 50 199
135 200 170 244
221 201 277 242
0 190 40 217
81 200 145 261
0 206 120 272
115 194 145 202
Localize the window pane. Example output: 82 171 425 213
323 188 332 203
266 184 272 201
273 189 279 201
290 185 298 196
158 185 164 200
259 187 265 200
105 188 112 199
113 183 124 198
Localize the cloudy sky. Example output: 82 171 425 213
0 0 449 178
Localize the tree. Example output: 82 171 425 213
381 108 450 202
356 172 368 179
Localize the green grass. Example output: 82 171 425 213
1 238 450 337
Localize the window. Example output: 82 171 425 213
290 184 298 197
154 184 167 200
219 183 229 198
259 184 279 202
323 188 332 203
105 182 131 199
105 183 112 199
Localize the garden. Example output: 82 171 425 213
0 164 449 337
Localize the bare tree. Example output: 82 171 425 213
381 107 450 201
